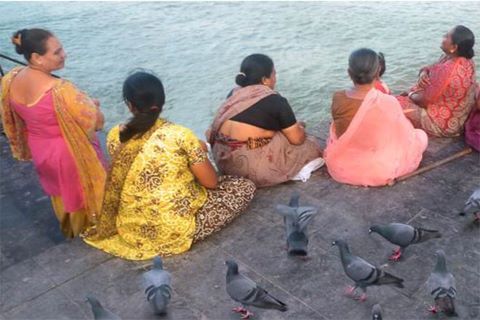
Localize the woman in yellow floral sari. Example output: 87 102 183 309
84 71 256 260
1 28 106 238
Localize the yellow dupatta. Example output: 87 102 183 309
1 67 106 222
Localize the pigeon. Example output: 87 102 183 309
276 194 318 258
460 187 480 222
427 250 457 316
372 304 383 320
85 295 121 320
142 256 172 315
225 260 287 319
332 239 404 301
369 223 442 261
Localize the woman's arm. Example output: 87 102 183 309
189 139 218 189
281 122 306 145
190 160 218 189
408 91 428 108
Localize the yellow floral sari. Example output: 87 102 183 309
84 119 208 260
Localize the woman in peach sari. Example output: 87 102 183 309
1 29 106 238
324 48 428 187
397 25 477 137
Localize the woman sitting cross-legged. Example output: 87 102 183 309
207 53 323 188
397 25 477 137
323 48 428 187
84 71 255 260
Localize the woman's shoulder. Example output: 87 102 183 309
155 121 198 140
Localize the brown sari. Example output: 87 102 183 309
208 85 322 188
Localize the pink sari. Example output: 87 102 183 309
397 56 477 137
324 89 428 187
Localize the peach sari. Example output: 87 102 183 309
324 89 428 187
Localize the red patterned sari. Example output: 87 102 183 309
397 56 477 137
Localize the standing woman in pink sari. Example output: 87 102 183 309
1 29 107 238
397 25 477 137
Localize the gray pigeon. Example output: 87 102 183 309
86 295 121 320
369 223 441 261
275 194 318 257
372 304 382 320
427 250 457 316
225 260 287 319
332 239 404 301
460 187 480 222
142 256 172 315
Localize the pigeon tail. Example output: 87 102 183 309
414 228 442 243
288 194 300 208
147 284 172 315
254 291 288 312
435 296 457 317
287 231 308 256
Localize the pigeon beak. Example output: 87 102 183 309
368 229 372 234
331 241 336 246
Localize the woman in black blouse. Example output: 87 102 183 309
207 54 322 187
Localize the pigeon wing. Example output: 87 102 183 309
143 269 172 291
387 223 415 247
345 256 376 283
226 275 258 304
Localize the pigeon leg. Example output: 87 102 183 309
354 288 367 302
427 305 437 314
344 285 357 298
232 307 248 314
240 310 254 320
474 212 480 223
389 247 403 261
354 293 367 302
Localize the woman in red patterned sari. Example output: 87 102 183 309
397 25 477 137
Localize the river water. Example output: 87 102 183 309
1 2 479 136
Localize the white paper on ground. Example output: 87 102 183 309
291 157 325 182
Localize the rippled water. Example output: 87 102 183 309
1 2 479 137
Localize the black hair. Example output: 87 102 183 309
378 52 386 77
348 48 380 85
12 28 54 61
452 25 475 59
235 53 274 87
120 71 165 143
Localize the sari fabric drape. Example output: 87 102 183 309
1 67 106 226
324 89 428 187
397 57 477 137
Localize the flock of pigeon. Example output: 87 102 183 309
85 187 480 320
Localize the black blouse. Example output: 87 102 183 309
230 94 297 131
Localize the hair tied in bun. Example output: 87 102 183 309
11 34 22 47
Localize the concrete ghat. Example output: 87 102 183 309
0 127 479 320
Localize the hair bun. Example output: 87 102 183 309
235 72 247 87
12 29 26 54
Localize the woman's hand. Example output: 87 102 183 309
418 71 431 89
